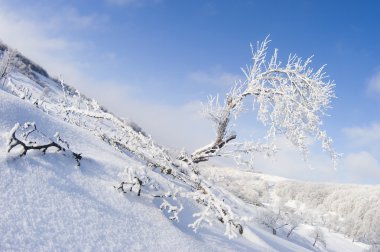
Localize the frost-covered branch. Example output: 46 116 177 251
114 163 245 238
7 122 82 166
115 178 143 196
160 199 184 222
192 36 339 167
114 167 147 196
188 183 244 238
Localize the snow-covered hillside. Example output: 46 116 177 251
0 43 377 251
201 166 378 251
0 91 226 251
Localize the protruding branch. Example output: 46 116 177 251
7 122 82 166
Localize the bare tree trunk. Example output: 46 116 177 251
190 95 246 163
287 226 297 238
313 234 319 247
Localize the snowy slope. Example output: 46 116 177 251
0 43 375 251
0 90 256 251
0 88 321 251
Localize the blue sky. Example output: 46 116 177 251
1 0 380 184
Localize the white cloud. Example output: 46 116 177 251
49 7 109 31
216 134 380 185
188 68 241 87
248 137 337 182
343 151 380 184
119 99 214 152
86 81 214 151
0 3 102 88
343 123 380 143
343 123 380 156
368 69 380 94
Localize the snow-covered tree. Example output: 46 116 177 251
0 48 16 84
310 226 327 248
259 209 287 235
190 36 339 167
285 212 302 238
